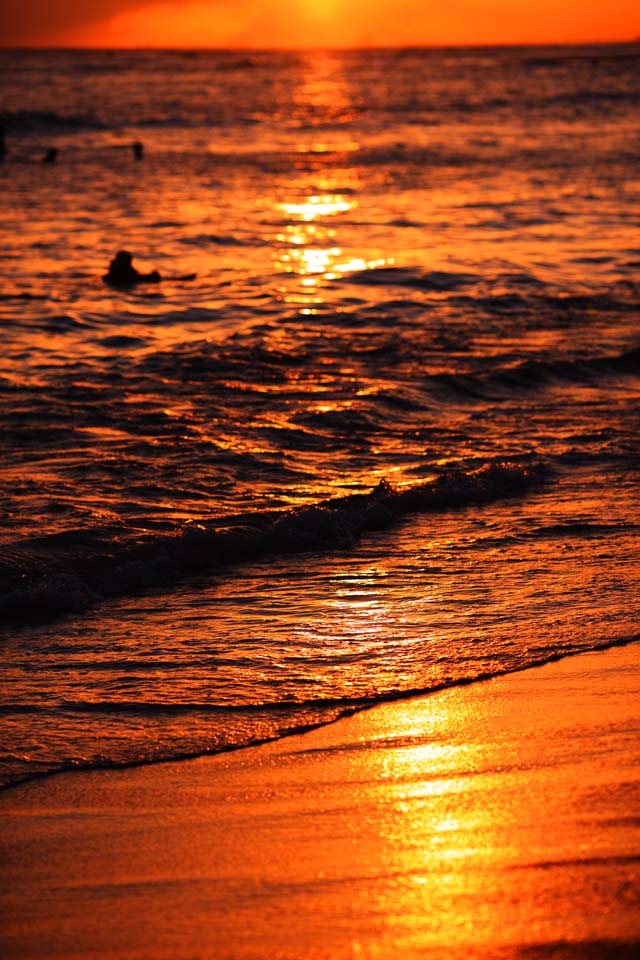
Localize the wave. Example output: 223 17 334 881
345 270 635 307
429 346 640 401
349 265 479 291
178 233 251 247
67 53 265 75
0 108 106 134
523 50 640 68
0 460 548 626
538 89 639 109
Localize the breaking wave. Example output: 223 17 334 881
0 460 548 625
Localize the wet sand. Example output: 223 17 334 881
1 643 639 960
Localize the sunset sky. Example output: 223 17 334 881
1 0 638 48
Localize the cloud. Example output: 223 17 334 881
2 2 126 43
0 0 231 45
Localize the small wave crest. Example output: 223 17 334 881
178 233 251 247
349 265 479 291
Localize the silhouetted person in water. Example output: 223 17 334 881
43 147 58 163
104 250 160 287
132 141 144 160
0 127 6 159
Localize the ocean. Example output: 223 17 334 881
0 45 639 789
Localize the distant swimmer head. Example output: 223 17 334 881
132 141 144 160
43 147 58 163
113 250 134 269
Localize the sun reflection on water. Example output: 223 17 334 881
274 192 393 305
279 195 353 220
267 54 395 308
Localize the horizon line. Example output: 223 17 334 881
1 38 639 53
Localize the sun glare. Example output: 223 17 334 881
300 0 341 23
34 0 640 48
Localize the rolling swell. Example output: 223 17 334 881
0 108 106 134
430 347 640 400
0 460 547 626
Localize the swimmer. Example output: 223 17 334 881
104 250 161 287
132 141 144 160
43 147 58 163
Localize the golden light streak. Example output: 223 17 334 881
278 196 353 221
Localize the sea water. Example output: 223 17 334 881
0 46 639 787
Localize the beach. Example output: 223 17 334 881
2 642 639 959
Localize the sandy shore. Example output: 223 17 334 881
1 643 640 960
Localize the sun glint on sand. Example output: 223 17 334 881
1 643 640 960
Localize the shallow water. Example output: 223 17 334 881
1 46 639 787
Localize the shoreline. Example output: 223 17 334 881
1 635 638 798
2 641 640 958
